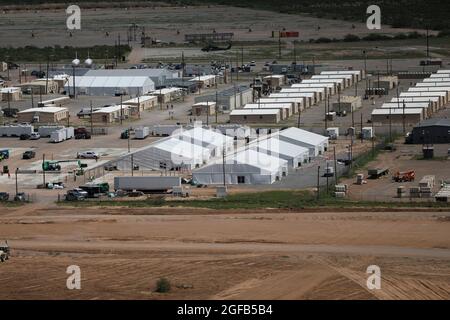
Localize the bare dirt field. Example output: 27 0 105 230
0 5 430 48
0 206 449 300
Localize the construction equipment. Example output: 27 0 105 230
0 241 10 262
42 160 85 172
393 170 415 182
0 149 9 162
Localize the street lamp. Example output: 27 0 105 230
71 56 80 99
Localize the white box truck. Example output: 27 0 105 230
135 126 150 139
50 128 67 143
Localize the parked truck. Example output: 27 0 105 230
50 127 74 143
135 126 149 139
368 168 389 179
74 127 91 139
114 176 181 192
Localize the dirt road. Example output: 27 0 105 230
0 206 449 300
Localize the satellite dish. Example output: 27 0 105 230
84 58 93 67
72 58 80 67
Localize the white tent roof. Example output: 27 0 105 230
276 127 328 146
251 138 309 158
92 105 130 113
189 75 216 82
153 138 210 161
230 149 288 172
66 76 153 88
179 127 233 149
430 73 450 78
416 82 450 87
391 97 439 103
423 78 450 82
320 70 362 75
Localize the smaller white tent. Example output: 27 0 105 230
275 127 329 158
193 149 288 185
250 138 310 168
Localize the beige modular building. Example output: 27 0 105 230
91 105 131 123
332 96 362 113
301 79 342 92
52 75 69 92
264 75 286 88
380 102 432 118
152 87 183 104
230 108 281 124
371 108 425 125
400 92 447 108
18 79 59 94
191 101 217 116
17 106 69 123
257 97 304 112
280 88 325 101
123 95 158 114
243 103 292 119
0 87 22 101
373 76 399 90
408 87 450 101
391 97 439 113
189 75 217 88
311 75 353 88
291 83 336 95
320 70 365 82
269 92 315 106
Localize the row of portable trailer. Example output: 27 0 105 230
230 70 365 124
371 69 450 125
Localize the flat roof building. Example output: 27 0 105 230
230 108 281 124
332 96 362 113
17 106 68 123
194 85 253 111
91 105 131 123
371 108 425 125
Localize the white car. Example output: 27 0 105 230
77 151 99 159
29 132 40 140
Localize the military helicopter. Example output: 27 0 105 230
201 41 232 52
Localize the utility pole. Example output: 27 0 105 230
206 100 209 126
371 118 375 157
15 168 19 196
42 154 46 187
215 91 218 123
131 154 134 176
278 31 282 59
222 146 226 187
316 165 320 200
90 100 93 136
297 107 301 128
389 103 392 143
127 126 131 153
402 100 406 134
333 146 338 184
120 94 123 125
45 55 49 94
324 89 328 130
426 27 430 60
360 113 363 143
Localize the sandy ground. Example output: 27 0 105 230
0 206 449 300
0 5 432 48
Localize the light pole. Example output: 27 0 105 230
71 56 80 99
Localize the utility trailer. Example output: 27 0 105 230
114 176 181 193
368 168 389 179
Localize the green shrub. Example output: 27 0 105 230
156 278 171 293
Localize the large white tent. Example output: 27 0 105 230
275 127 329 158
193 149 288 185
66 76 155 96
131 137 210 170
249 138 309 168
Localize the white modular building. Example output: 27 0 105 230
275 127 329 158
391 97 440 112
192 149 288 185
311 75 353 87
320 70 365 81
280 88 325 101
249 138 310 168
178 127 234 157
269 92 315 106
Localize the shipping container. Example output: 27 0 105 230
135 126 150 139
